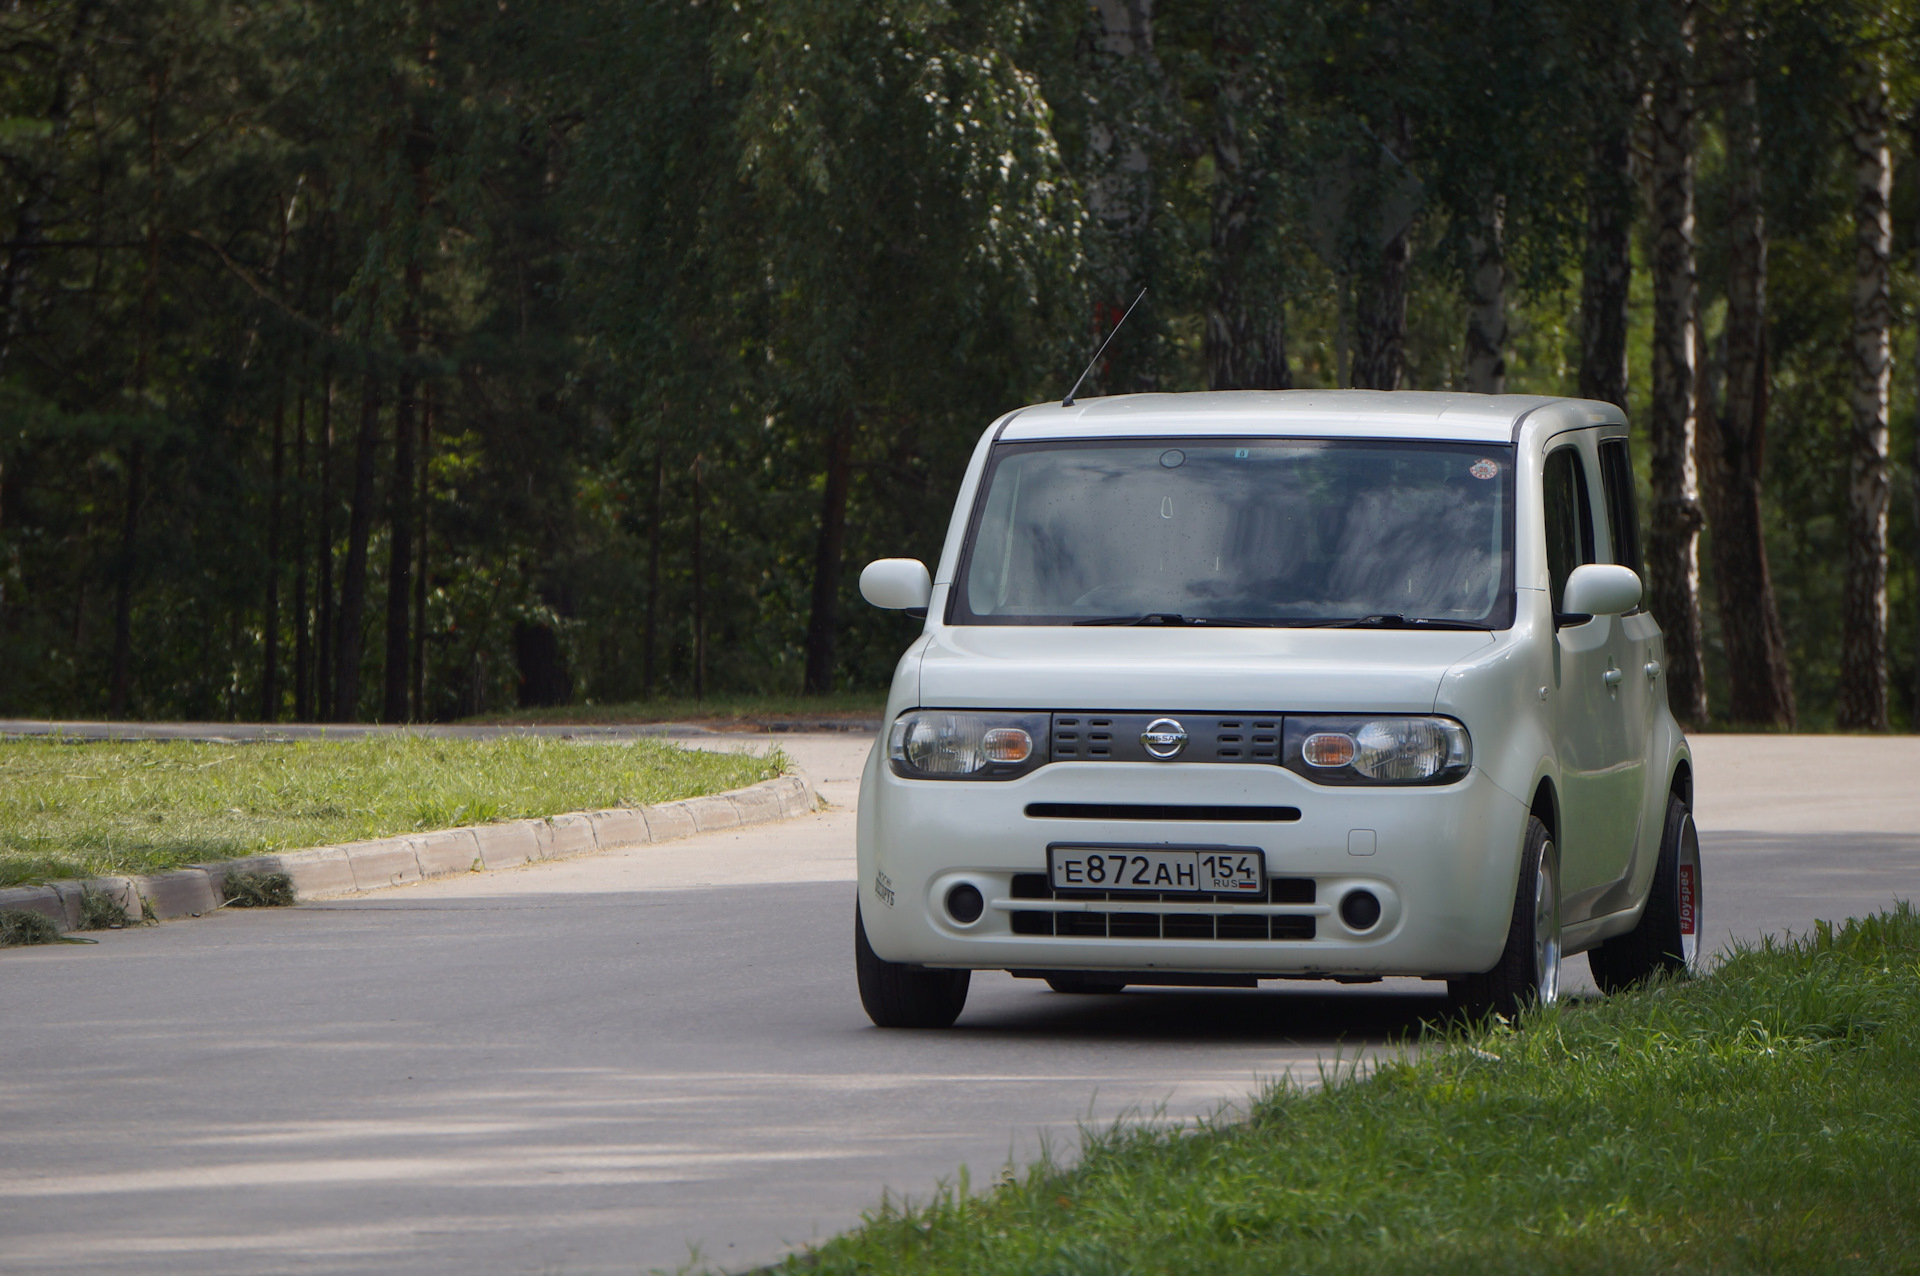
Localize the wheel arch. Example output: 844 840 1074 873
1669 757 1693 809
1529 776 1560 846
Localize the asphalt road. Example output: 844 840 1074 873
1 733 1915 1275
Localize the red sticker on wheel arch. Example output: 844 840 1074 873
1678 863 1696 936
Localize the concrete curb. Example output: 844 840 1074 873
0 772 815 932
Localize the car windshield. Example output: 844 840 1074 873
954 437 1514 626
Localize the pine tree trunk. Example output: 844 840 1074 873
261 397 284 721
645 444 662 698
1839 60 1892 731
1086 0 1159 396
0 0 99 379
1204 8 1289 392
1579 98 1633 409
1464 195 1507 395
411 384 430 719
316 373 335 722
1646 0 1708 727
293 393 310 722
692 454 706 700
334 373 382 722
110 70 166 720
107 444 142 718
382 304 418 723
1699 49 1794 728
1351 227 1408 390
803 421 853 695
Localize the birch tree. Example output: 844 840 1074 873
1646 0 1709 726
1838 47 1892 730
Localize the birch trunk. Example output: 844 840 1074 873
1645 0 1708 727
1699 48 1794 727
1464 195 1507 395
1839 61 1892 730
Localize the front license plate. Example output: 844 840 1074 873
1048 846 1265 895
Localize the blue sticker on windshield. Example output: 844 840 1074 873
1470 458 1500 480
1234 448 1249 459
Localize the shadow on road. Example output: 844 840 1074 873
955 982 1453 1046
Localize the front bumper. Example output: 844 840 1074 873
856 750 1529 978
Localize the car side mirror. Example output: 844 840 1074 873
859 558 932 615
1561 563 1641 622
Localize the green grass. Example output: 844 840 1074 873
773 906 1920 1276
0 735 781 888
467 691 886 726
0 908 65 946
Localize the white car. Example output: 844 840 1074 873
853 390 1700 1027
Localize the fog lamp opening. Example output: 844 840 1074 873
945 882 985 925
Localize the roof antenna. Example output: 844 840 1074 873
1062 287 1147 407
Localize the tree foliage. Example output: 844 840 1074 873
0 0 1913 727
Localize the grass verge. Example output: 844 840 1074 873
465 691 886 727
0 735 781 888
774 905 1920 1275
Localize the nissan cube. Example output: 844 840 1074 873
854 390 1700 1028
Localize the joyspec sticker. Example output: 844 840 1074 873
1470 458 1500 480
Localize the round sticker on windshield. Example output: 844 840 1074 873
1160 449 1186 469
1470 458 1500 480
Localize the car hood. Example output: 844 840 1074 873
915 624 1496 713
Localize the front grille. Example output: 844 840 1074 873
1007 872 1317 941
1052 713 1281 763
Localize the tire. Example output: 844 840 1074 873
1043 975 1128 995
1589 792 1702 993
854 902 970 1028
1449 815 1561 1020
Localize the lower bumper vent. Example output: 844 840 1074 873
1008 873 1317 941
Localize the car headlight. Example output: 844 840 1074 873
888 710 1050 780
1284 715 1471 785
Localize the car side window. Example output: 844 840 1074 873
1597 438 1642 579
1542 445 1595 613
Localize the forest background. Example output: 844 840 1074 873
0 0 1915 731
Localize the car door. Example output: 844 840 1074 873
1543 434 1638 918
1594 434 1658 908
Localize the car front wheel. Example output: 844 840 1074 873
1449 815 1560 1020
854 902 970 1028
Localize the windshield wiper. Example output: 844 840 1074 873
1071 613 1270 628
1316 613 1492 631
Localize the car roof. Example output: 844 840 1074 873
998 390 1625 445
